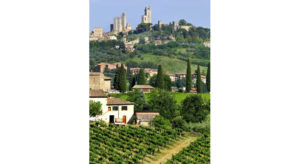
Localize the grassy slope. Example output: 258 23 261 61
125 53 208 74
109 92 210 105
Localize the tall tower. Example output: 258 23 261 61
122 12 126 31
141 6 151 24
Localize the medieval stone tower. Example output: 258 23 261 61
112 12 131 33
141 6 151 24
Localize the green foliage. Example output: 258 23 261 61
129 74 136 91
172 116 187 130
119 64 127 93
113 67 120 90
150 115 172 130
196 64 202 93
186 58 192 92
136 23 152 33
181 94 209 123
175 77 186 89
89 100 102 117
127 89 146 111
206 62 210 92
89 40 130 69
148 89 178 120
155 65 164 89
137 69 146 85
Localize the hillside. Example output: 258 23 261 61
90 21 210 74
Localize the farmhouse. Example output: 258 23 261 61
136 111 160 126
132 85 154 93
90 89 135 124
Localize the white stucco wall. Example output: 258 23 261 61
90 97 134 124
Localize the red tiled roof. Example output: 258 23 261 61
107 97 135 105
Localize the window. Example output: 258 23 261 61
108 107 111 111
113 106 118 111
122 106 127 111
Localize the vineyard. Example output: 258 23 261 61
166 133 210 164
89 121 183 164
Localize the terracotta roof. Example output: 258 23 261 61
107 97 135 105
132 85 154 89
89 89 108 98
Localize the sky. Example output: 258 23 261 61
90 0 210 32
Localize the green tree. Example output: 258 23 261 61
137 69 146 85
129 74 136 91
206 62 210 92
150 115 172 130
155 65 164 89
119 64 127 92
89 100 102 117
148 89 177 120
113 67 121 90
182 95 209 123
127 89 146 111
186 58 192 92
196 65 202 93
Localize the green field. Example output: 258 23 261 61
125 53 207 74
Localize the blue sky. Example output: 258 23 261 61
90 0 210 32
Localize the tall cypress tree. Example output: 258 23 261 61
155 65 164 89
126 66 131 80
129 74 136 91
137 69 146 85
119 64 127 92
186 58 192 92
113 67 120 90
196 65 202 93
206 62 210 92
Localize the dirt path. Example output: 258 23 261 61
145 136 197 164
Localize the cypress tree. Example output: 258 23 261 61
137 69 146 85
126 66 131 80
155 65 164 89
129 74 136 91
113 67 120 90
206 62 210 92
196 65 202 93
119 64 127 92
186 58 192 92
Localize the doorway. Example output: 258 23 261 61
109 115 114 123
122 115 126 123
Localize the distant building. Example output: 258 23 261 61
89 27 103 41
130 68 157 77
173 21 179 30
141 6 152 24
180 25 192 31
94 62 127 73
109 36 117 40
132 85 154 93
203 41 210 47
112 12 132 34
90 90 135 124
158 20 163 29
89 72 111 92
136 111 160 126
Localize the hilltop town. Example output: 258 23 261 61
89 6 210 164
